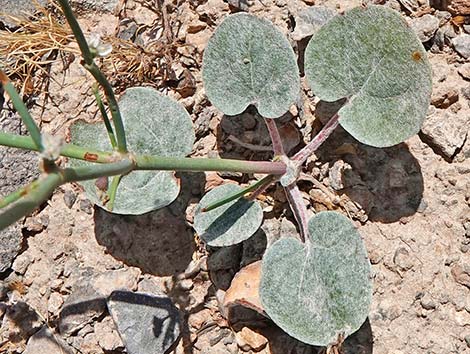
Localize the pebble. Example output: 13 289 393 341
420 293 437 310
235 327 268 352
420 111 469 159
451 264 470 288
465 334 470 348
91 268 141 297
24 326 74 354
11 253 32 275
63 190 77 209
291 6 335 41
107 291 181 354
458 63 470 80
48 292 64 316
393 247 414 271
94 317 124 352
79 199 93 214
453 34 470 58
410 14 439 42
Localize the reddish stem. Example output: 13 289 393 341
284 184 310 243
292 112 340 164
264 118 285 156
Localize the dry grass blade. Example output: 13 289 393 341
0 0 183 96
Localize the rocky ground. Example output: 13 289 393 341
0 0 469 353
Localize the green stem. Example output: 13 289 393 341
0 160 134 229
135 155 285 175
0 174 62 230
57 0 128 153
202 175 274 212
0 131 115 163
107 175 122 211
0 131 286 174
84 62 127 153
2 80 43 152
93 84 117 149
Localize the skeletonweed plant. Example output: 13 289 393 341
0 1 431 350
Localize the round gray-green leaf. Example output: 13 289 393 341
260 211 372 346
70 87 195 215
305 5 432 147
194 184 263 247
202 13 300 118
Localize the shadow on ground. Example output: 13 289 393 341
94 172 206 276
314 100 424 223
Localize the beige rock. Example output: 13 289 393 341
235 327 268 352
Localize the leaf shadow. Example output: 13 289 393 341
313 100 424 223
93 172 206 276
202 198 253 244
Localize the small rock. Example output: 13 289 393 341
24 326 74 354
64 190 77 209
434 10 452 26
453 34 470 58
411 14 439 42
235 327 268 352
431 87 459 108
48 292 64 316
420 293 437 310
107 291 181 354
11 252 32 275
451 264 470 288
420 111 469 159
291 6 335 41
79 199 93 214
458 63 470 80
241 113 257 130
94 317 124 352
91 268 141 297
59 283 106 336
393 247 413 271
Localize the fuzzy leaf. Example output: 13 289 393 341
70 87 195 215
305 5 432 147
202 13 300 118
260 211 372 346
194 184 263 247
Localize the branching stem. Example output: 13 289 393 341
57 0 127 153
293 112 340 165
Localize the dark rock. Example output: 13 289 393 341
0 111 39 272
79 199 93 214
107 291 181 354
64 190 77 209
